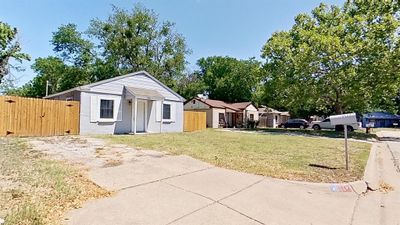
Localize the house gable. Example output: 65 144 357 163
184 98 210 110
245 104 258 112
88 72 182 101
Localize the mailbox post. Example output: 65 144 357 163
330 113 357 170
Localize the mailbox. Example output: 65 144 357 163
329 113 357 171
330 113 357 125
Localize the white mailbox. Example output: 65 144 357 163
329 112 357 171
330 113 357 125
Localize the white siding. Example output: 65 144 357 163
80 92 132 135
245 104 259 121
146 100 183 133
212 108 226 128
53 72 184 135
90 74 180 101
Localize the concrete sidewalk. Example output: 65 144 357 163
30 135 399 225
351 131 400 225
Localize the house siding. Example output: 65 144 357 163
62 72 185 135
212 108 226 128
49 90 80 101
90 74 180 101
146 100 184 133
79 92 133 134
244 104 259 121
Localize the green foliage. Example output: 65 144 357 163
261 0 400 116
12 5 189 97
197 56 262 103
0 21 30 83
176 72 206 100
88 5 189 89
51 23 94 67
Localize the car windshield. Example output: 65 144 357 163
322 118 330 122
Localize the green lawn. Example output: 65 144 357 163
254 127 377 140
0 139 109 225
101 129 371 183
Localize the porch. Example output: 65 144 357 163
124 86 164 134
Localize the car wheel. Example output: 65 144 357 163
347 126 354 132
299 125 305 129
312 125 321 130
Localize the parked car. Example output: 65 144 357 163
281 119 309 129
310 118 359 131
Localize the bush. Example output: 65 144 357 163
246 119 259 129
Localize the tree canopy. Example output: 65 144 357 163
89 5 189 89
261 0 400 116
196 56 262 103
13 4 189 97
0 21 30 84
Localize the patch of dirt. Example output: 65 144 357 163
103 159 123 168
27 135 165 170
379 181 394 193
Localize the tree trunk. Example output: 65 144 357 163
334 101 343 115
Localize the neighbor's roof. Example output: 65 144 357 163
192 97 255 112
231 102 252 110
363 112 400 119
44 71 185 101
258 106 290 116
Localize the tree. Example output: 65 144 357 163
261 0 400 116
13 24 94 97
196 56 262 103
13 5 190 97
176 71 206 100
0 21 30 83
89 5 190 89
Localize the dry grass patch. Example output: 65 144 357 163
102 159 123 168
101 129 371 183
0 138 110 225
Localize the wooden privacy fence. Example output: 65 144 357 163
0 96 80 137
184 111 206 132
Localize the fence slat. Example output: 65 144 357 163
0 96 80 137
184 111 206 132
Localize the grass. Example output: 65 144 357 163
100 129 372 183
253 127 377 140
0 138 110 225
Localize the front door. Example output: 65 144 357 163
136 100 146 132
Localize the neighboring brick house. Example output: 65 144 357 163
184 97 259 128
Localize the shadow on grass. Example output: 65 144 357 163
247 128 377 141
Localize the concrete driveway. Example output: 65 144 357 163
29 134 400 225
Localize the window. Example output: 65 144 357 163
323 118 330 122
192 100 196 104
250 114 254 121
219 113 225 121
100 99 114 119
219 113 225 126
163 104 171 120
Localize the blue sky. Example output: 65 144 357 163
1 0 344 86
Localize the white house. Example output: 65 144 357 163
258 106 290 128
184 97 259 128
45 71 185 135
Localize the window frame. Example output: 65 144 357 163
162 103 172 121
98 98 115 122
250 114 254 121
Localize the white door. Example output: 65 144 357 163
136 101 146 132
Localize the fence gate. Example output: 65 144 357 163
184 111 206 132
0 96 80 137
